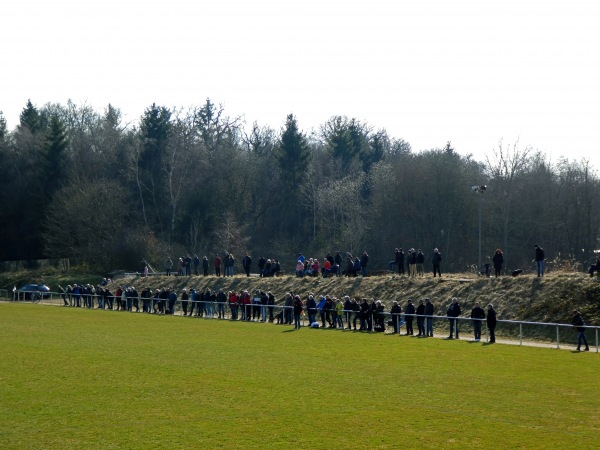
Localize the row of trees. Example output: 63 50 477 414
0 99 598 273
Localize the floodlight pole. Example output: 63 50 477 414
478 192 482 273
471 185 486 273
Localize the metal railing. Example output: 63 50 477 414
5 291 598 352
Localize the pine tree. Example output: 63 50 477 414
42 114 69 206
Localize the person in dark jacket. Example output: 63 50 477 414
334 251 343 276
351 298 361 330
391 301 402 334
374 300 385 331
293 295 303 329
416 249 425 277
242 254 252 277
359 299 370 331
470 302 486 341
193 254 200 275
447 298 461 339
396 248 405 275
405 299 415 335
571 310 589 351
432 248 442 277
257 255 266 277
202 256 209 276
534 244 545 277
408 249 417 277
486 304 497 343
267 291 275 322
424 298 434 337
415 299 425 336
360 251 369 277
181 289 190 316
492 249 504 277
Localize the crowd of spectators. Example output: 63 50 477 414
54 282 499 341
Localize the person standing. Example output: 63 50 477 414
344 296 353 330
214 254 222 277
424 298 434 337
242 253 252 277
391 301 402 334
293 295 303 329
534 244 545 277
415 299 425 336
200 256 208 276
193 254 200 275
405 299 415 336
258 255 266 277
408 249 417 277
168 288 177 315
492 249 504 277
164 257 173 276
334 251 342 276
486 304 497 343
432 248 442 278
360 251 369 277
181 289 190 316
571 310 590 351
416 249 425 277
470 302 486 341
396 248 405 275
285 293 294 325
447 298 461 339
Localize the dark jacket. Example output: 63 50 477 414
486 308 497 327
493 252 504 268
471 306 485 320
535 247 545 261
447 302 461 318
571 312 585 332
424 302 434 316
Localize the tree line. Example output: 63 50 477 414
0 99 598 274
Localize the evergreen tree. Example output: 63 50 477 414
19 100 43 134
275 114 311 237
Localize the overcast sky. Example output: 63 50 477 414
2 0 599 171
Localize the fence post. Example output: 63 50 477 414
519 323 522 346
596 328 598 353
556 325 560 350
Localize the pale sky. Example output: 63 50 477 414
2 0 599 171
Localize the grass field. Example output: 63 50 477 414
1 303 598 449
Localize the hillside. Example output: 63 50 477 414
3 269 599 325
160 273 600 325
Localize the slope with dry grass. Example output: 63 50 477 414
104 271 600 325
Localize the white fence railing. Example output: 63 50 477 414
3 290 598 352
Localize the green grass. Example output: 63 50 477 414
1 303 598 449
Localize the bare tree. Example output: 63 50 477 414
486 139 531 269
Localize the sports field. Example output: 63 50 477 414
1 303 598 449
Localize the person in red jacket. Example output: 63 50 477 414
214 254 222 277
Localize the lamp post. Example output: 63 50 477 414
471 185 487 273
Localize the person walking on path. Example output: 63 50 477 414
571 309 590 351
